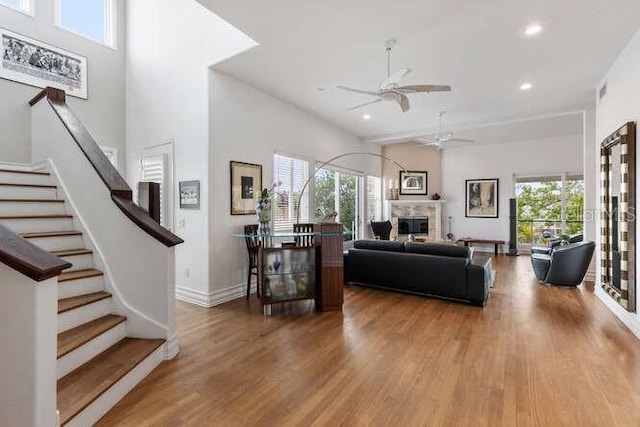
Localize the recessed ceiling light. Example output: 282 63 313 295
362 114 372 120
524 24 543 36
520 82 533 91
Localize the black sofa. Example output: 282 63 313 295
344 240 492 306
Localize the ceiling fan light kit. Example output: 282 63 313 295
332 40 452 113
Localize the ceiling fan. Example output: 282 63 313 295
334 40 451 113
416 112 475 149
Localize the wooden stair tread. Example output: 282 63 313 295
0 168 50 175
57 338 165 425
0 214 72 220
58 314 126 359
20 230 81 238
0 198 63 203
0 182 56 188
58 292 111 314
59 268 103 283
51 248 93 257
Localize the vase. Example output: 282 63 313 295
258 221 271 235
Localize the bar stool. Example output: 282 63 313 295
244 224 261 299
293 223 315 247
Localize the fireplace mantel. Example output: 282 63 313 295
384 200 446 240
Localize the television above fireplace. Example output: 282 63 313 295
398 217 429 235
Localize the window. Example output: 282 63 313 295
56 0 116 47
314 167 360 241
273 154 309 232
516 173 584 247
367 176 382 222
0 0 33 15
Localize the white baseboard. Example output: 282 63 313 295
165 332 180 360
584 269 596 282
176 282 254 308
595 286 640 339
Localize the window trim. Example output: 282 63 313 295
54 0 117 49
0 0 35 17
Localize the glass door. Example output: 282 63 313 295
315 168 360 241
515 173 584 250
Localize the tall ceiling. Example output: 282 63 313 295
197 0 640 142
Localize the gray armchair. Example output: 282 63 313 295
531 240 595 286
531 233 583 255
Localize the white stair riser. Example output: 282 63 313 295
60 254 94 272
0 217 74 234
58 299 112 333
57 323 126 380
0 201 66 216
65 344 165 427
0 186 58 199
24 235 84 252
58 276 104 299
0 172 52 186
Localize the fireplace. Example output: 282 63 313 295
397 217 429 235
385 200 445 240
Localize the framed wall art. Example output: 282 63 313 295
179 180 200 210
230 161 262 215
0 28 88 99
399 170 428 196
465 178 499 218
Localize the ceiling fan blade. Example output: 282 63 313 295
396 94 410 112
435 132 454 142
335 85 380 97
447 138 475 143
346 98 382 111
380 68 411 90
397 84 452 93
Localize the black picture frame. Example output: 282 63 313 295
465 178 499 218
399 170 428 195
230 161 262 215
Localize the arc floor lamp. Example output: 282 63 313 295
295 151 407 224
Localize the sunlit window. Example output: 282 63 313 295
56 0 116 47
0 0 33 15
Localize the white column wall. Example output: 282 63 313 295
595 26 640 337
208 71 381 306
125 0 257 303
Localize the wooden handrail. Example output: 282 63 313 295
30 87 184 247
0 224 71 281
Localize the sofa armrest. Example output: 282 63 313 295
466 256 491 306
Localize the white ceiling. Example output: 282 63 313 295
197 0 640 142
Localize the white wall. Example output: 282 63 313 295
208 71 380 305
441 134 583 246
595 26 640 337
382 143 441 198
0 0 126 167
125 0 256 302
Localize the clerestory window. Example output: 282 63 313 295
56 0 116 48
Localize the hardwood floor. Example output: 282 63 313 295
97 256 640 426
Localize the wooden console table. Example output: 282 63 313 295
456 238 505 255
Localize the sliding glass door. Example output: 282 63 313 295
515 173 584 249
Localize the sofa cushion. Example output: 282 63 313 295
405 242 470 259
353 240 405 253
